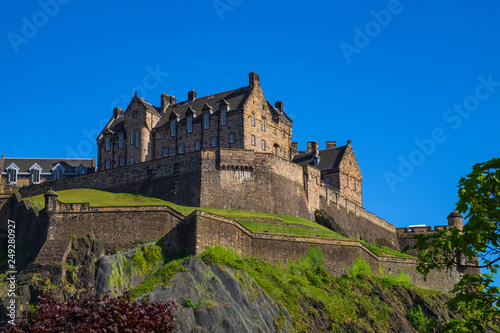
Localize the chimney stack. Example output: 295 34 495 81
161 94 177 112
275 101 283 112
326 141 336 149
113 107 124 119
188 90 197 101
307 141 319 155
291 142 298 156
447 211 463 230
249 71 260 88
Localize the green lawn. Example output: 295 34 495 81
24 188 413 257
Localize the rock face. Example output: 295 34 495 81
95 243 163 296
143 258 293 333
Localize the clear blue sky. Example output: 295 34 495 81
1 0 499 230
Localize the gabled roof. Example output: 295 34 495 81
317 146 347 171
155 86 251 128
134 94 161 116
268 102 293 123
1 158 95 174
101 116 125 136
291 145 347 171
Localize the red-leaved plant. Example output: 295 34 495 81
1 288 178 332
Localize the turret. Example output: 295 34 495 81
447 210 463 230
44 188 58 213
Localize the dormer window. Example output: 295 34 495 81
204 113 210 129
31 169 40 184
6 164 18 185
221 109 227 126
55 169 63 180
187 116 193 133
105 138 111 151
171 121 177 136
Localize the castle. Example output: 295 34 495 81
0 72 479 301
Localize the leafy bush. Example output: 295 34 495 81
345 257 372 278
1 289 178 332
408 305 435 332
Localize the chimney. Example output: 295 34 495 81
307 141 319 155
347 139 352 145
249 71 260 88
91 157 96 170
188 90 197 101
447 211 463 230
291 142 298 156
275 101 283 112
326 141 336 149
0 154 4 173
161 94 177 112
113 107 124 119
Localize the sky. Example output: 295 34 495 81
1 0 499 230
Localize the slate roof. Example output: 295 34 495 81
102 117 125 135
2 158 95 174
292 145 347 171
155 86 251 128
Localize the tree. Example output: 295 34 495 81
1 289 178 332
413 158 500 332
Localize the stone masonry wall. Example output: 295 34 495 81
319 185 400 250
189 211 471 293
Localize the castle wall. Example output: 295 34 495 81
319 185 400 250
47 204 186 253
189 211 469 293
199 149 313 220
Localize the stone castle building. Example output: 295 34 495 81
97 72 363 205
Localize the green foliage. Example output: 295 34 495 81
414 158 500 332
345 257 372 278
408 305 435 332
194 298 218 311
184 298 194 307
129 253 190 299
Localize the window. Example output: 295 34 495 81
164 147 169 157
325 177 331 186
261 118 265 131
204 113 210 129
212 137 217 147
105 160 111 169
346 175 349 187
55 169 63 180
179 144 185 154
119 135 124 148
195 141 201 151
187 116 193 133
105 138 110 151
251 113 255 126
353 178 356 191
120 157 125 166
261 139 266 151
251 135 255 146
156 133 160 139
130 157 134 164
7 169 17 184
221 109 227 125
76 168 85 176
30 169 40 184
136 130 140 148
229 133 235 144
131 132 135 145
161 132 165 139
171 121 176 136
133 110 137 118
